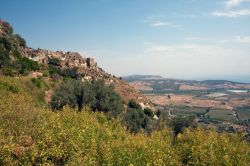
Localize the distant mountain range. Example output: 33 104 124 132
123 75 250 84
123 75 250 94
123 75 164 81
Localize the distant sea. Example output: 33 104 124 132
195 75 250 84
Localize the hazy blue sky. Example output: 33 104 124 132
1 0 250 81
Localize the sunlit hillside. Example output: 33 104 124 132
0 76 249 165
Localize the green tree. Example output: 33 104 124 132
74 80 96 111
171 115 197 136
123 108 152 133
51 80 124 117
51 80 78 110
91 80 124 117
156 110 170 130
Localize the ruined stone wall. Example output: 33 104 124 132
20 48 97 70
87 58 97 68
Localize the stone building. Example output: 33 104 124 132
21 47 97 70
87 58 97 68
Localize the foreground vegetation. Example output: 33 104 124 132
0 21 249 165
0 76 249 165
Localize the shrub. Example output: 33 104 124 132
48 65 60 74
31 77 48 89
42 70 49 77
0 51 9 68
176 127 250 165
50 73 61 81
128 99 141 109
144 107 154 118
156 110 171 130
51 80 124 117
51 80 79 110
48 57 61 66
1 21 13 34
13 34 26 47
171 115 197 136
124 100 154 133
0 81 19 93
60 68 79 79
123 108 152 133
0 37 11 68
0 36 11 51
1 67 16 76
15 54 39 74
0 49 39 76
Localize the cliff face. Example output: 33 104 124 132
0 20 152 107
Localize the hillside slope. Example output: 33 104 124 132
0 76 249 165
0 20 151 106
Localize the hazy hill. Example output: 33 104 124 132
123 75 164 81
124 75 250 93
124 75 245 84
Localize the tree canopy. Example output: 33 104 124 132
51 79 124 117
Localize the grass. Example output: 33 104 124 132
164 105 207 116
0 80 19 93
235 107 250 121
0 76 58 107
206 109 236 122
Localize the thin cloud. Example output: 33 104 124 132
145 44 199 53
211 9 250 17
143 16 181 28
218 36 250 43
224 0 250 8
150 21 172 27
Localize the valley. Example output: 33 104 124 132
124 75 250 133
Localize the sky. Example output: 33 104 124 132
0 0 250 82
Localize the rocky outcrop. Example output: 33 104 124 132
20 48 97 70
20 47 152 106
